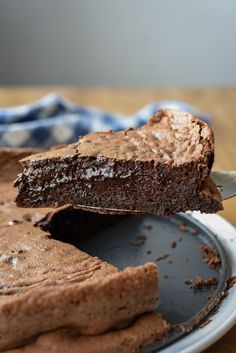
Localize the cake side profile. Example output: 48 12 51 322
14 109 222 215
0 149 159 351
7 313 170 353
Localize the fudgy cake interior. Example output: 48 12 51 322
15 109 222 215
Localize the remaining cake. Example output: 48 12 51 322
0 149 159 351
15 109 223 215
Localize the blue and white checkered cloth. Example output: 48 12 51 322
0 93 211 148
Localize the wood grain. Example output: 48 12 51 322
0 87 235 352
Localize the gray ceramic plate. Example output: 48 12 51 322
77 212 233 352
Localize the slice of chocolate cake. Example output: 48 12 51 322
15 109 222 215
0 149 159 351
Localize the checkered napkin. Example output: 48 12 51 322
0 93 211 148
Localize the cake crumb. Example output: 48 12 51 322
156 254 170 262
226 275 236 290
131 235 146 246
176 220 187 232
198 244 221 269
185 276 218 289
212 306 219 314
198 318 212 328
221 291 228 300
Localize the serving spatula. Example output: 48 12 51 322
211 171 236 200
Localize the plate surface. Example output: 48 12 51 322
77 212 236 352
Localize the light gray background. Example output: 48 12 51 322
0 0 235 86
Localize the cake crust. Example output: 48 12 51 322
19 109 214 168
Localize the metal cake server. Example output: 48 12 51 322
211 171 236 200
76 171 236 214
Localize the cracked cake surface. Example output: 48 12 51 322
17 109 214 166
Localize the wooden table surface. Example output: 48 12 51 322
0 87 235 352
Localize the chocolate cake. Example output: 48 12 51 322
0 149 159 351
15 109 223 215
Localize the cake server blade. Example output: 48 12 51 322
211 171 236 200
